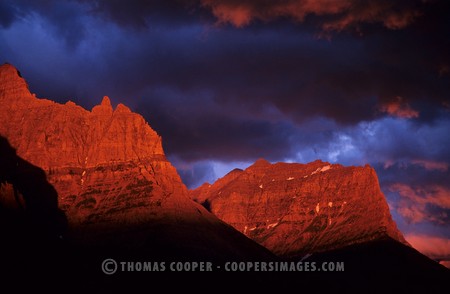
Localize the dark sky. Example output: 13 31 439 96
1 0 449 259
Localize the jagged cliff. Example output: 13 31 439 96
0 63 274 260
0 63 181 226
191 158 406 258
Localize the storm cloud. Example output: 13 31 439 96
1 0 449 249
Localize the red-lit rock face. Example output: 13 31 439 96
191 158 406 258
0 63 406 261
0 64 274 260
0 63 177 225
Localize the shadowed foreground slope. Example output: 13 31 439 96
0 63 275 270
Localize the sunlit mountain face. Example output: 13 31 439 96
0 0 449 289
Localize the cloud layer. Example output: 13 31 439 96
201 0 423 30
1 0 449 247
405 234 450 261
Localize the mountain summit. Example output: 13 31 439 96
0 63 273 261
191 159 406 258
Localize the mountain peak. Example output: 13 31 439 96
0 66 164 168
115 103 131 113
253 158 271 166
0 63 20 76
0 63 31 100
0 64 276 263
245 158 271 175
190 160 406 258
92 96 113 114
101 95 112 107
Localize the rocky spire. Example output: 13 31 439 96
91 96 113 114
0 63 32 100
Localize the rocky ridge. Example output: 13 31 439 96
191 158 406 258
0 63 273 260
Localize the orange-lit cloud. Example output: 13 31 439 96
390 183 450 224
380 96 419 118
202 0 352 28
383 159 448 171
201 0 422 30
411 159 449 171
405 234 450 262
321 2 421 31
396 206 428 224
208 4 253 27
